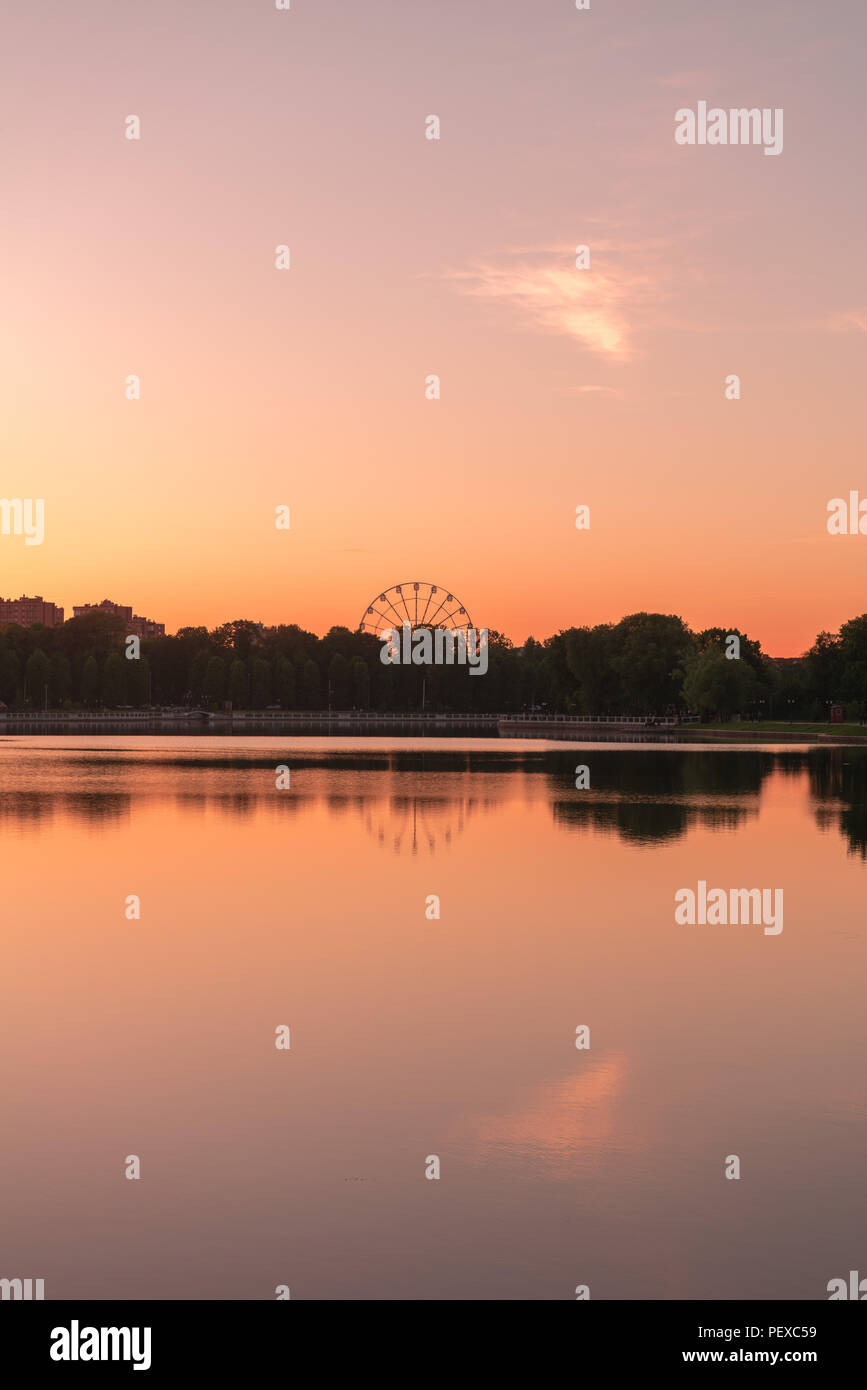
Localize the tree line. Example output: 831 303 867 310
1 609 866 719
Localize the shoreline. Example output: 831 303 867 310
2 712 866 746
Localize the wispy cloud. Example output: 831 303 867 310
655 69 717 89
446 246 665 360
551 384 625 399
825 310 867 334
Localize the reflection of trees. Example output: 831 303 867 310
552 798 756 844
5 746 867 855
215 793 257 818
550 750 769 844
0 792 131 826
808 749 867 858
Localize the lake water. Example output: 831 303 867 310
1 736 865 1300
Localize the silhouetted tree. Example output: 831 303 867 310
81 654 99 705
203 655 227 706
100 651 126 706
26 648 51 708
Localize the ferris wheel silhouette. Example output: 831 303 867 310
362 796 470 856
358 581 473 637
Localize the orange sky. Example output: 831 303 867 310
1 0 865 654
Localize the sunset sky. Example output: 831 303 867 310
1 0 865 654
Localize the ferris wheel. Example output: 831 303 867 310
358 581 473 637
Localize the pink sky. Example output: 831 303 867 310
1 0 865 653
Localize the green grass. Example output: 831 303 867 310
685 720 867 737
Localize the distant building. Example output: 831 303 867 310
130 615 165 639
73 598 133 623
72 598 165 639
0 594 64 627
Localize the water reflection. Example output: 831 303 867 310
2 744 866 856
806 749 867 857
1 736 866 1301
468 1056 627 1170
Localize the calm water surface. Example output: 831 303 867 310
1 737 865 1300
